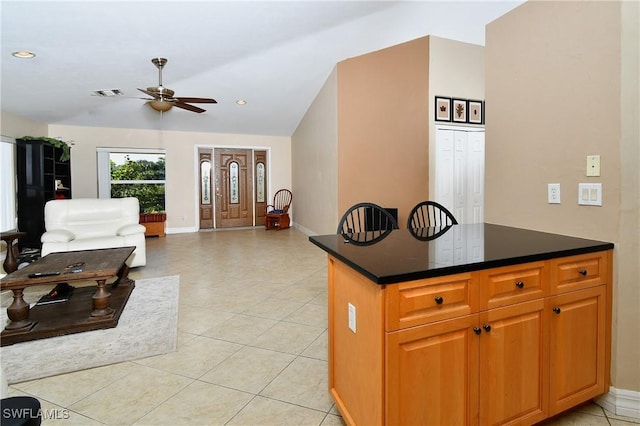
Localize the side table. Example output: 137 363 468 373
1 231 26 274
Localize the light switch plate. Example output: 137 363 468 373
578 183 602 206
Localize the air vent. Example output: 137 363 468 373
92 89 123 97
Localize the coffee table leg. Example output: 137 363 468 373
90 279 114 318
2 238 18 274
4 288 35 330
111 263 132 288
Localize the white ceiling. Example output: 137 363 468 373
1 1 524 137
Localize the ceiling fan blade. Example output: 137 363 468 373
138 88 161 99
174 97 217 104
174 102 206 113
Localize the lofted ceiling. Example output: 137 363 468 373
1 1 524 137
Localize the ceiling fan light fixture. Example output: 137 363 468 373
149 100 173 112
12 50 36 59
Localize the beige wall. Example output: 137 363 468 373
1 110 48 138
485 1 621 239
292 67 339 235
428 36 485 196
48 125 291 232
616 0 640 394
486 0 639 393
337 37 430 227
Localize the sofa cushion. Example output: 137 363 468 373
63 236 132 252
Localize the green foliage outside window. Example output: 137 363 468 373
110 155 165 213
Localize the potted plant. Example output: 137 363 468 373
20 136 72 161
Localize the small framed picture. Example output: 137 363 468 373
434 96 451 122
467 100 484 124
452 99 467 123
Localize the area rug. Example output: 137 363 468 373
0 275 179 384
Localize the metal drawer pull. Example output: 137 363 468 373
483 324 491 332
515 280 525 289
579 269 588 276
473 327 482 335
553 306 561 314
434 296 444 305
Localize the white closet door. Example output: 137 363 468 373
435 128 484 224
453 130 468 223
435 129 455 212
467 131 485 224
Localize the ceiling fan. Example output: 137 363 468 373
138 58 217 114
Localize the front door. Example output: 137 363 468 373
214 148 254 228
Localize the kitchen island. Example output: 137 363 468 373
309 223 614 426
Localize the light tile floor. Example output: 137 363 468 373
4 228 639 426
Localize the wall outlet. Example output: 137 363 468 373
348 303 356 333
548 183 561 204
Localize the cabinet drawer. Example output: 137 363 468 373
480 262 548 310
385 272 478 331
550 251 609 294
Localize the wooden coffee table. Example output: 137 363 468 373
1 247 135 346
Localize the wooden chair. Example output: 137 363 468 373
265 189 292 230
407 201 458 229
337 202 398 235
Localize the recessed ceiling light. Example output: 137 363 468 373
12 51 36 59
236 99 247 105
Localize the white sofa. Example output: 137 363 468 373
41 197 146 267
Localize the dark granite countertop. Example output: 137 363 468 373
308 223 614 284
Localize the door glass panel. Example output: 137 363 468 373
229 161 239 204
201 160 211 205
256 162 265 203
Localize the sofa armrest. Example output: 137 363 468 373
117 224 146 236
41 229 76 243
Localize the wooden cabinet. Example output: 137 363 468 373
16 139 72 249
386 314 479 426
385 301 547 426
478 299 548 425
328 250 612 426
548 282 606 415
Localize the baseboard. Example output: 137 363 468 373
166 226 197 234
596 386 640 419
293 222 316 237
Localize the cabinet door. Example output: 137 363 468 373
548 286 606 415
479 299 548 425
386 314 479 426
